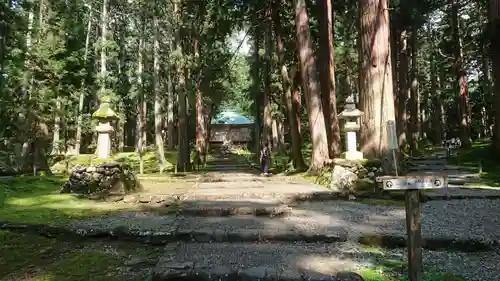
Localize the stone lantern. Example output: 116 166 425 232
338 96 364 161
92 96 118 159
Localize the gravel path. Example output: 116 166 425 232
69 198 500 244
154 241 500 281
154 241 374 280
388 248 500 281
293 199 500 242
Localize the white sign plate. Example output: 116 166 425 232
382 175 447 190
386 120 398 150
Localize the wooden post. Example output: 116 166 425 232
380 175 446 281
405 189 423 281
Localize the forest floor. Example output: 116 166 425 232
2 144 500 280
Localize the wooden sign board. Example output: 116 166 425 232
381 175 447 190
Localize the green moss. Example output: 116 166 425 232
0 176 138 224
0 230 159 281
51 150 179 174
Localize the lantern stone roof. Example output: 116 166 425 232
338 96 363 118
92 95 119 120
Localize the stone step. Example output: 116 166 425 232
408 155 447 161
177 199 292 217
67 212 348 244
406 159 447 165
197 175 261 183
205 164 250 168
202 166 254 172
407 165 459 171
153 242 372 281
206 160 249 164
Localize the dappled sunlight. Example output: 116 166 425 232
296 254 370 275
0 191 140 224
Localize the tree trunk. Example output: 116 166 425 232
252 24 262 155
450 0 472 148
175 2 189 172
408 23 419 154
137 23 145 174
271 118 279 150
272 0 305 170
263 10 273 147
316 0 341 158
391 15 399 119
153 9 166 173
429 26 443 144
194 38 206 167
358 0 397 160
18 4 34 170
397 28 409 149
481 36 492 138
294 0 330 172
51 99 61 155
166 68 175 150
100 0 107 92
490 0 500 152
75 6 92 156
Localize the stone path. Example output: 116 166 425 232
40 148 499 280
5 148 500 280
406 147 500 199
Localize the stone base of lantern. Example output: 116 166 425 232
96 122 114 159
345 150 364 161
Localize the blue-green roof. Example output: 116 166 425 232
212 111 254 125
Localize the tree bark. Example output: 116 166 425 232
481 35 492 138
294 0 330 172
272 0 306 170
316 0 341 158
263 8 273 147
408 23 419 154
18 4 34 170
194 38 206 167
137 20 145 174
166 68 175 150
358 0 397 160
490 0 500 153
100 0 107 92
51 99 61 155
175 1 189 171
397 27 409 149
153 8 166 173
429 26 443 144
450 0 472 148
252 23 262 155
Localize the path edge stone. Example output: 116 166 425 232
2 220 498 252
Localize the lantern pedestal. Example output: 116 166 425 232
338 96 364 161
344 121 363 160
96 121 113 159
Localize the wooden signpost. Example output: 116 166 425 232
378 174 447 281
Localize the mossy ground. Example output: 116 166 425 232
0 173 193 225
0 176 141 224
51 150 179 174
0 230 161 281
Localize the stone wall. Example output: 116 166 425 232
60 162 141 199
318 158 384 193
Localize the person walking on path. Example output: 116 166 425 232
260 142 271 176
